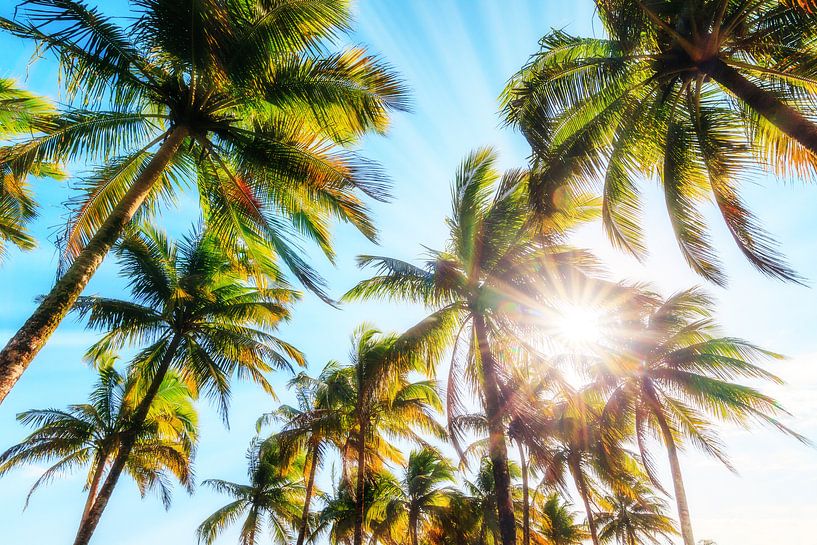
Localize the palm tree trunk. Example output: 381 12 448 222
570 459 600 545
0 126 188 406
517 439 531 545
701 58 817 157
409 510 419 545
77 454 108 531
353 419 367 545
296 438 319 545
473 313 517 545
653 409 695 545
72 333 182 545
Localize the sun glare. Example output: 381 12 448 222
555 304 605 347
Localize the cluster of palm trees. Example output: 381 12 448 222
0 1 814 545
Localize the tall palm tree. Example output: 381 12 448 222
595 485 677 545
530 389 635 545
198 439 304 545
592 287 804 545
326 325 447 545
0 358 196 534
532 493 589 545
503 1 817 284
0 78 60 261
257 369 351 545
344 148 600 545
368 447 456 545
0 0 408 402
69 227 302 545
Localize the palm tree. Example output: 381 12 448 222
532 493 589 545
503 1 817 284
463 456 521 545
316 468 399 545
0 78 60 261
257 369 351 545
0 0 408 402
368 447 456 545
344 148 600 545
326 325 447 545
0 358 196 534
69 227 302 545
592 287 804 545
424 489 483 545
529 388 637 545
198 439 304 545
595 484 677 545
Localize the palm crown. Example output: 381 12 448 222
503 0 817 284
198 439 305 545
0 78 60 260
0 0 408 402
76 226 303 415
0 360 197 511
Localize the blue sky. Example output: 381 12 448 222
0 1 815 544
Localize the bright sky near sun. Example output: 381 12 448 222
0 1 815 544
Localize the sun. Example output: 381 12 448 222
554 303 605 347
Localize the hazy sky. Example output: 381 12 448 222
0 1 815 544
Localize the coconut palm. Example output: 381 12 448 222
0 358 196 536
198 439 304 545
69 226 302 545
344 148 600 545
503 1 817 284
0 0 408 402
257 369 352 545
595 484 677 545
0 78 60 261
591 287 804 545
531 493 589 545
325 325 447 545
368 447 456 545
316 468 401 545
530 390 636 545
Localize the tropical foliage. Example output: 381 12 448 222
0 0 408 403
503 0 817 285
0 358 196 542
0 2 810 545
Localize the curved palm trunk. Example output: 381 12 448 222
653 410 695 545
296 438 319 545
517 439 531 545
701 58 817 157
0 127 188 405
77 453 108 532
353 419 367 545
72 333 182 545
473 313 517 545
570 458 600 545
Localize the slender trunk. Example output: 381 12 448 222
77 453 108 530
654 409 695 545
571 458 600 545
353 419 367 545
296 438 319 545
473 313 516 545
517 439 530 545
0 127 188 405
409 510 419 545
701 58 817 157
72 333 182 545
